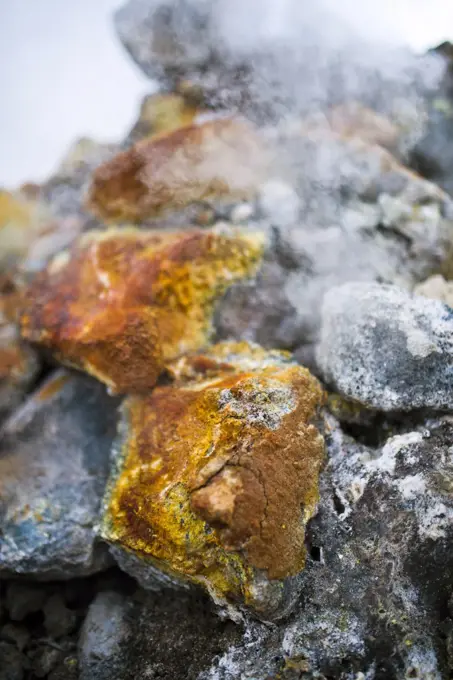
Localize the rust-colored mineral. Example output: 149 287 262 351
87 118 267 223
20 228 264 394
101 342 325 618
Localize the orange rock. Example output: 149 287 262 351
87 118 267 223
0 295 39 419
20 228 264 394
101 342 325 619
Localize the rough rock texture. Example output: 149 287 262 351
79 417 453 679
317 282 453 412
20 226 263 394
0 295 39 423
101 341 325 621
0 370 118 578
215 127 453 363
415 274 453 307
87 118 267 223
113 0 440 126
79 588 242 680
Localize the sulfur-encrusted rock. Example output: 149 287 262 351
87 118 267 224
316 282 453 412
101 341 325 621
20 227 263 394
0 370 118 578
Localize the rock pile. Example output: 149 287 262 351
1 1 453 678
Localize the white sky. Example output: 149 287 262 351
0 0 452 188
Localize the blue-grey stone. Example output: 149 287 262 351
0 370 119 578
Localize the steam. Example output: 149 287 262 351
117 0 445 125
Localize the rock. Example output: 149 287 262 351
48 656 78 680
101 341 325 621
27 646 62 678
216 128 453 356
20 226 263 394
0 189 53 273
87 118 267 224
0 370 118 578
78 591 132 679
323 101 401 152
79 418 453 679
414 274 453 307
5 583 46 622
78 588 242 680
0 297 39 423
316 282 453 412
0 641 26 680
114 0 439 126
127 92 201 144
43 594 77 638
0 624 30 652
410 43 453 197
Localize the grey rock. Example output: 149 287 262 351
410 44 453 197
48 656 78 680
316 282 453 412
0 641 25 680
414 274 453 307
0 370 119 578
28 646 61 678
43 594 77 638
114 0 439 125
216 131 453 357
77 418 453 679
5 583 46 622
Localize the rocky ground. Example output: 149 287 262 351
1 1 453 678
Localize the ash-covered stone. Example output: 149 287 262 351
316 282 453 412
0 371 119 578
78 588 243 680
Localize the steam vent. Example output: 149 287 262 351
3 0 453 677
